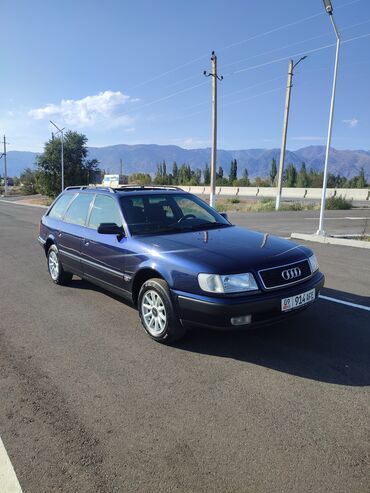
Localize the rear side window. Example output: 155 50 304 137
88 195 123 230
64 193 93 226
48 193 76 219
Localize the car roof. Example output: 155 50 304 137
63 186 189 197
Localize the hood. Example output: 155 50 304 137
134 225 312 274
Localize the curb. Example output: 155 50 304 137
291 232 370 249
0 199 48 209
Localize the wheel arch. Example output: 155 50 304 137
131 268 167 306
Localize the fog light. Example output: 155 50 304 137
230 315 252 326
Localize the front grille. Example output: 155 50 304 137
258 259 312 290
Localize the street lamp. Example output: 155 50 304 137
50 120 65 192
317 0 340 235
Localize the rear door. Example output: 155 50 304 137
58 193 94 275
80 194 129 295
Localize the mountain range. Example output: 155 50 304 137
4 144 370 180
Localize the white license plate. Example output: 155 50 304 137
281 289 315 312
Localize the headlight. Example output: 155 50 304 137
308 254 319 273
198 273 258 293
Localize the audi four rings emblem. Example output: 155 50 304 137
281 267 301 280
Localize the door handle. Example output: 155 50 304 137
58 232 63 238
84 239 90 246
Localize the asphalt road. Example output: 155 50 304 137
0 202 369 493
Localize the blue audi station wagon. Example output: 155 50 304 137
38 186 324 342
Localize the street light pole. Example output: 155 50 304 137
50 120 65 192
317 0 340 235
275 56 307 211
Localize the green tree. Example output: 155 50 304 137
285 163 297 187
172 161 178 184
270 158 277 185
20 168 38 195
36 131 100 197
129 173 152 185
229 159 238 184
203 163 210 185
297 162 310 188
357 167 367 188
154 160 168 184
238 168 250 186
309 168 324 188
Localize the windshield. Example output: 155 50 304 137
120 193 231 236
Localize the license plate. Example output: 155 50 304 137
281 289 315 312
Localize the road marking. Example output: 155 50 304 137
0 436 23 492
303 217 368 220
319 294 370 312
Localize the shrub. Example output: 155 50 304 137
325 195 352 210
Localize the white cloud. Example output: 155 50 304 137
343 118 359 128
175 137 211 149
28 90 137 128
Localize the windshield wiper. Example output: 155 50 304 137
180 222 231 232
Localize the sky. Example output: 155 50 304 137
2 0 370 152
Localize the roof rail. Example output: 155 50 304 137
114 185 183 191
64 185 116 193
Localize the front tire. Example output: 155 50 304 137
47 245 73 285
138 278 186 343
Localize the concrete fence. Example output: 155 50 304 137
179 186 370 201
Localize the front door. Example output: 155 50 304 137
81 194 130 296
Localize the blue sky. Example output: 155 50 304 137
2 0 370 151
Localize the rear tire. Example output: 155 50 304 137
138 278 186 343
47 244 73 285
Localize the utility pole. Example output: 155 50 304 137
275 56 307 211
0 135 9 196
204 51 223 208
120 159 123 176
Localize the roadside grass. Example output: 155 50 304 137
216 198 320 213
325 195 352 210
17 196 53 206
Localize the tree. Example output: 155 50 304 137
229 159 238 184
238 168 250 186
20 168 38 195
357 167 367 188
172 161 178 184
270 158 277 185
285 163 297 187
297 162 310 188
309 168 324 188
36 131 100 197
129 173 152 185
203 163 210 185
154 160 168 184
216 166 228 185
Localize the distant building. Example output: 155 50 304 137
102 174 128 187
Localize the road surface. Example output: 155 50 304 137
0 202 369 492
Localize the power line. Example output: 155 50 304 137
127 0 362 93
162 16 370 93
219 18 370 72
230 31 370 76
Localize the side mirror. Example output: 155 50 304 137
220 212 229 221
97 223 125 235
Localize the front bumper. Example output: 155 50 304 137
173 272 325 329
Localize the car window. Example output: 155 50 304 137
88 195 123 230
64 193 93 226
120 193 229 235
176 197 215 222
48 193 76 220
